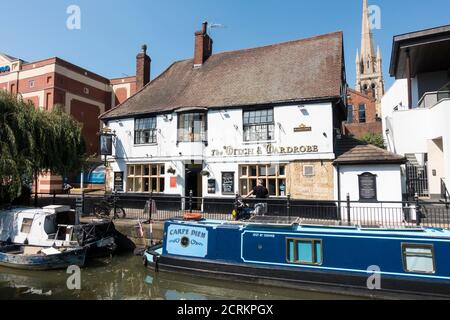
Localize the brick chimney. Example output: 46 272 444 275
194 22 213 67
136 44 151 91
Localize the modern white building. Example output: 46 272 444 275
100 23 405 213
382 25 450 200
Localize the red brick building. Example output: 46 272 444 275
342 88 382 139
0 47 150 192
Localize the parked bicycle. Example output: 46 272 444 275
93 194 126 219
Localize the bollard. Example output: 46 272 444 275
189 190 193 213
347 194 351 225
52 190 56 205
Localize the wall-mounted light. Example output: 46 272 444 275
298 107 309 116
200 170 211 177
167 167 176 175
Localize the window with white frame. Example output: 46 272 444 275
239 164 286 197
177 112 207 143
134 117 157 145
243 108 274 142
126 164 165 193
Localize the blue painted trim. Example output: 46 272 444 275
240 230 450 281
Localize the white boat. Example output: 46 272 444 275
0 205 116 258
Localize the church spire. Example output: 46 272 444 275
361 0 375 59
355 0 385 117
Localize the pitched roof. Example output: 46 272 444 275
334 136 406 165
0 53 19 62
101 31 345 120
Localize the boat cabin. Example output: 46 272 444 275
0 206 78 247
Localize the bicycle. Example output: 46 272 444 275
93 195 126 219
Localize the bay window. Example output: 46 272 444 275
177 112 207 143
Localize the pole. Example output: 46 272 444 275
337 165 342 223
415 193 421 226
80 171 84 194
346 193 351 225
189 190 193 213
34 171 38 208
287 194 291 221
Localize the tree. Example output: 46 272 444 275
0 91 87 204
360 133 385 149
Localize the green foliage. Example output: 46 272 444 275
360 133 385 149
0 91 87 203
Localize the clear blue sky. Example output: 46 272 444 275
2 0 450 89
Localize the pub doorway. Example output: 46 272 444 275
185 163 203 210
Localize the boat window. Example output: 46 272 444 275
20 218 33 233
286 238 322 265
402 244 435 274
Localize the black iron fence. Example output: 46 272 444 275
24 192 450 229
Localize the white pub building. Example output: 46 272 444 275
100 23 405 210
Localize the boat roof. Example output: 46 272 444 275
167 218 450 238
0 207 60 217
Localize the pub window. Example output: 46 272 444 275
134 117 157 145
126 164 165 193
239 164 286 197
359 104 366 123
287 238 322 265
347 105 353 123
243 108 275 142
358 172 377 202
402 244 435 274
177 112 207 143
21 218 34 233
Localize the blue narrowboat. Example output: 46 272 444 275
144 218 450 299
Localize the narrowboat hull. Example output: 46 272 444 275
144 248 450 299
143 219 450 299
0 246 87 271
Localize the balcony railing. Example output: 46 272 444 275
441 178 450 206
417 90 450 109
393 90 450 111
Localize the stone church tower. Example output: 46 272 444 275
355 0 385 117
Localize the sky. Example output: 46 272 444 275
1 0 450 89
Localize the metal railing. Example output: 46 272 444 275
20 192 450 229
417 90 450 109
441 178 450 208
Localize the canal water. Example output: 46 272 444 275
0 253 360 300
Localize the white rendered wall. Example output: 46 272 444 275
334 164 404 223
105 102 336 196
